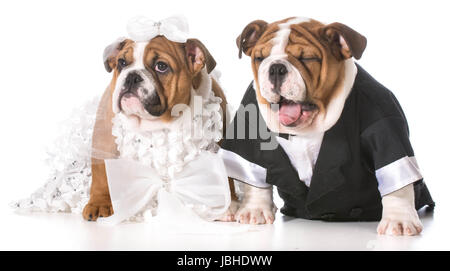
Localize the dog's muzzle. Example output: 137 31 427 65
118 71 164 116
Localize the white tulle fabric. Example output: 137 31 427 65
126 15 189 43
10 98 99 213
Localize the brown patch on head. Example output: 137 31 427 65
142 36 216 121
236 20 268 58
115 42 135 72
103 39 134 73
236 17 296 59
287 20 366 111
142 36 190 121
287 19 345 112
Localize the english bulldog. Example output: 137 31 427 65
220 17 434 235
82 35 238 221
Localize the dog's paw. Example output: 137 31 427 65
82 202 113 221
377 208 423 236
215 200 239 222
235 203 277 225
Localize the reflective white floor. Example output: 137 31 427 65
0 202 447 251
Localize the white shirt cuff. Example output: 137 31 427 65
375 156 422 196
218 148 270 188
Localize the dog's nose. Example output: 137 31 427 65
269 64 287 90
124 72 143 90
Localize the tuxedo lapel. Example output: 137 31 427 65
306 113 351 206
264 140 309 198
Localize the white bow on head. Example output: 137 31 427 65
126 15 190 43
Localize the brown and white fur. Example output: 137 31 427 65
234 17 422 235
82 36 237 221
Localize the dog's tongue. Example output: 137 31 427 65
279 102 302 126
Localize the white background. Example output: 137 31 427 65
0 0 449 250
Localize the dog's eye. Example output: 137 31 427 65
155 61 169 73
255 56 265 62
299 57 321 63
117 58 127 68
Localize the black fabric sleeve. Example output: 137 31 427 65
360 116 415 171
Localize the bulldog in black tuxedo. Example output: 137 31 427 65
220 17 434 235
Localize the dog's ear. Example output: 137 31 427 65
236 20 268 59
321 22 367 60
185 38 216 75
103 38 128 73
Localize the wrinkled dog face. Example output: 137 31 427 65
237 17 366 133
113 40 164 119
255 18 318 128
103 36 216 123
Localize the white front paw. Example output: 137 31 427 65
236 203 277 224
236 185 276 224
378 184 423 236
377 208 423 236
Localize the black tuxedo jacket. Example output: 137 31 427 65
221 64 434 221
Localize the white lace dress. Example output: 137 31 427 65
11 86 231 225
